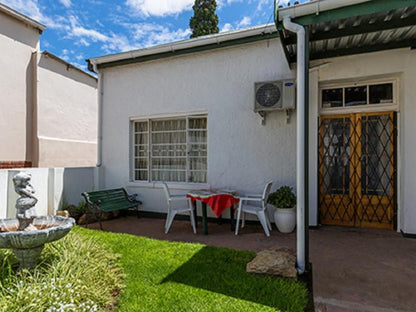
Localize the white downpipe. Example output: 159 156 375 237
92 62 103 190
283 17 306 274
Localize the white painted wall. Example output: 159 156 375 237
0 167 95 218
0 171 8 219
37 54 98 167
0 10 39 162
308 48 416 234
61 167 96 206
100 38 297 218
308 69 319 226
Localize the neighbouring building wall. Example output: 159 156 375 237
100 38 297 218
308 48 416 234
37 53 98 167
0 10 40 167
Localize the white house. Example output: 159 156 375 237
87 0 416 237
88 25 296 218
0 2 98 169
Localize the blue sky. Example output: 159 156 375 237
2 0 296 72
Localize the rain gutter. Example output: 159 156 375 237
276 0 371 22
91 61 103 168
283 16 306 275
275 0 309 274
90 61 103 189
87 24 277 69
42 51 97 80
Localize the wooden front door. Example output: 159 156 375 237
318 112 396 229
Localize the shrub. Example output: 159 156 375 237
0 227 123 312
268 186 296 208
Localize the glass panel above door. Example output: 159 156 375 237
320 80 396 111
369 83 393 104
345 86 367 106
322 88 343 108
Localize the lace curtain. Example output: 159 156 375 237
134 117 207 183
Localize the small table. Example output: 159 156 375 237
187 189 239 235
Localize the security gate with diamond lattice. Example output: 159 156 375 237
318 112 397 229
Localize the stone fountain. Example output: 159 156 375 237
0 172 74 270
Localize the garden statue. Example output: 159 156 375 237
13 172 38 231
0 172 75 270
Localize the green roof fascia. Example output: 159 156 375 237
283 17 416 45
276 0 416 30
96 32 278 70
274 0 280 31
310 38 416 60
278 29 293 67
274 0 292 65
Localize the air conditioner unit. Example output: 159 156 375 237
254 80 295 112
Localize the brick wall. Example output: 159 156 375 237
0 161 32 169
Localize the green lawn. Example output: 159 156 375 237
81 227 308 312
0 227 308 312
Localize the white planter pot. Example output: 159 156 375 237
274 206 296 233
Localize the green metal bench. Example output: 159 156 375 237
81 188 142 230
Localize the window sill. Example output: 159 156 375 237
126 181 210 191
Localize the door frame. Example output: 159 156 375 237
317 77 400 229
318 112 397 229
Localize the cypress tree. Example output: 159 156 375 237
189 0 219 38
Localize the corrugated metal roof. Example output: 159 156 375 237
277 1 416 63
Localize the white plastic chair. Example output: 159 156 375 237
161 182 196 234
235 181 273 237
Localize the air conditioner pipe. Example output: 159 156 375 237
282 16 306 275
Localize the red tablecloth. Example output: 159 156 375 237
187 191 239 217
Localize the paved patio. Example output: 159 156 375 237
86 216 416 312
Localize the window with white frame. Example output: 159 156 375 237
321 81 395 109
132 116 207 183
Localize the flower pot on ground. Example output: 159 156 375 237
267 186 296 233
274 206 296 233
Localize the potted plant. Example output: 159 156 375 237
267 186 296 233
